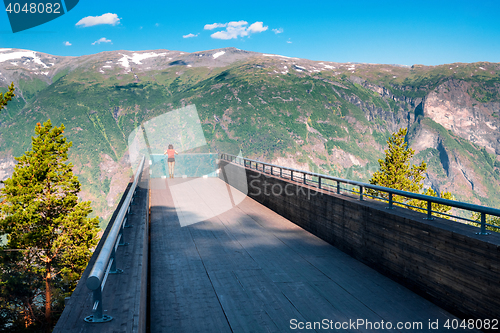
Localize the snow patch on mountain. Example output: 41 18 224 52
118 55 130 68
263 54 298 59
0 50 49 68
321 63 335 69
117 52 168 68
213 51 225 59
131 52 167 64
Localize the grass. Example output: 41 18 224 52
18 77 48 102
372 130 390 147
52 67 70 83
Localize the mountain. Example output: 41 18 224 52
0 47 499 226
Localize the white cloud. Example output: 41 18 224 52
211 26 247 40
248 22 268 33
183 33 198 38
155 23 160 27
272 28 283 34
287 40 292 44
92 37 112 45
204 23 227 30
209 20 268 40
63 41 72 46
227 20 248 27
76 13 120 27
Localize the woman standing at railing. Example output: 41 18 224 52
164 144 179 178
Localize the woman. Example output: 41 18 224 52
163 144 179 178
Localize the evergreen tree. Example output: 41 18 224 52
0 82 15 111
411 188 456 219
368 128 455 218
469 212 500 233
0 120 100 331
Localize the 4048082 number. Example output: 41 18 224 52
444 318 499 330
5 2 61 14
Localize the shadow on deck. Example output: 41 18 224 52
149 177 475 333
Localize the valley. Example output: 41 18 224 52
0 47 499 226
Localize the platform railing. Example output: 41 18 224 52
84 156 145 323
149 153 218 178
220 153 500 235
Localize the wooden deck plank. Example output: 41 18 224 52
231 194 480 331
214 205 333 283
149 178 478 332
275 281 354 332
235 196 345 257
149 178 232 333
228 268 310 332
206 269 282 333
187 220 261 272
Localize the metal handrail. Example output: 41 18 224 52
219 153 500 234
150 153 218 155
84 156 146 323
149 153 218 163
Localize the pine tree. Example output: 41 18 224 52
368 128 426 199
469 212 500 233
368 128 455 218
0 120 100 331
0 82 15 111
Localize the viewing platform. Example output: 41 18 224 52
54 154 500 332
149 177 479 332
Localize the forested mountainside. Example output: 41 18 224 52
1 47 499 226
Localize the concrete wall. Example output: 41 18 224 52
219 160 500 321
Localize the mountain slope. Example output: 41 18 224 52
0 47 499 225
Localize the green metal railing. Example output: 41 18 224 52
220 153 500 235
84 156 145 323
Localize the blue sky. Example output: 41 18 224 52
1 0 499 66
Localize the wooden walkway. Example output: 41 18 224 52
149 178 476 333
